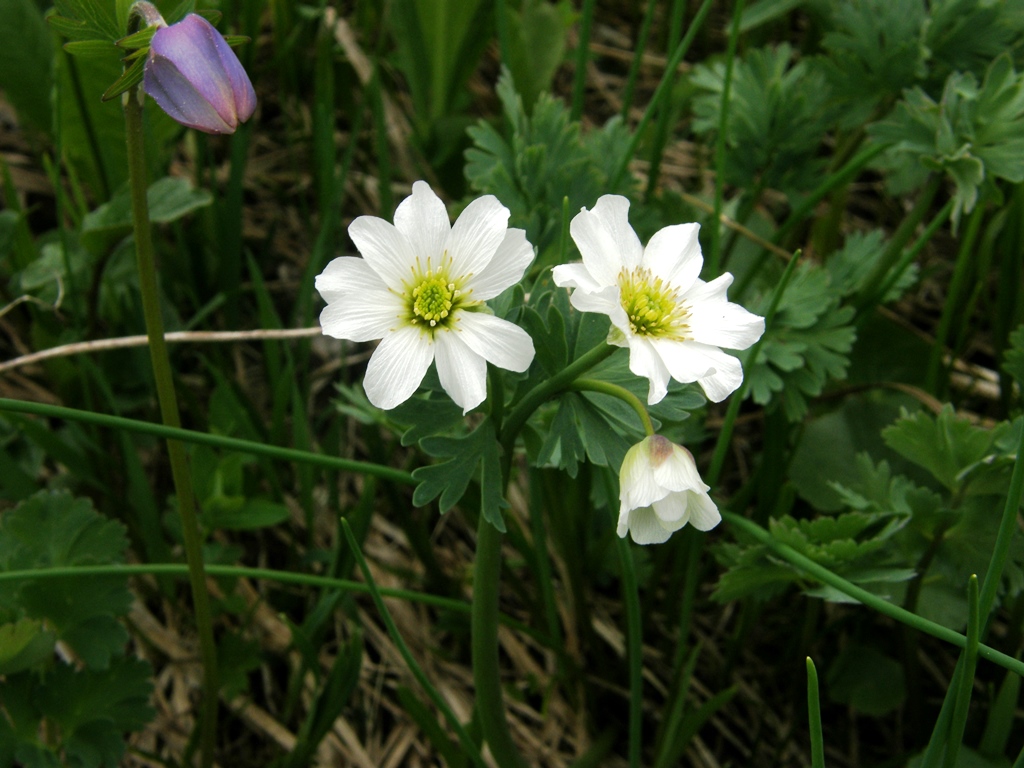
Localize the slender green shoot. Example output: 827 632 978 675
340 520 489 768
621 0 658 120
571 0 597 121
0 397 415 486
707 0 745 276
722 513 1024 678
807 658 825 768
944 576 980 768
610 0 715 190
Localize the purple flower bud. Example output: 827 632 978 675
143 14 256 135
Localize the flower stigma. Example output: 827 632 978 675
618 267 690 338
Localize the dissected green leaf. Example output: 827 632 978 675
692 44 836 195
826 229 917 301
466 69 632 257
870 54 1024 226
412 418 507 530
746 263 857 420
819 0 927 127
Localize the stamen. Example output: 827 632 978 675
618 267 690 339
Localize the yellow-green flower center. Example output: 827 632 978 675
412 275 456 326
401 257 475 334
618 267 689 338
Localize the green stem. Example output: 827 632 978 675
722 513 1024 677
0 397 415 485
0 562 539 636
707 0 745 277
925 202 985 394
125 88 218 766
472 517 528 768
853 174 943 312
734 142 888 300
620 0 658 120
499 342 618 458
610 0 714 190
570 0 597 121
571 378 654 435
470 343 621 765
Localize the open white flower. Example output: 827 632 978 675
552 195 764 404
315 181 535 413
618 435 721 544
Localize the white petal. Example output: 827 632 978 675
620 452 668 510
618 505 678 544
363 326 433 410
653 446 707 493
456 312 535 372
652 339 743 402
348 216 419 292
434 331 488 413
686 492 722 531
446 195 510 279
683 273 733 304
642 223 703 291
626 336 672 404
315 256 387 303
319 291 403 342
567 284 627 327
393 181 451 264
652 492 689 523
470 228 534 300
552 262 604 292
687 300 765 350
569 195 641 285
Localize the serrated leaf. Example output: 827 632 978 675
882 405 996 491
412 418 506 530
0 491 133 668
34 657 154 766
0 619 55 675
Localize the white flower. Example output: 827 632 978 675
315 182 536 413
552 195 765 404
618 435 721 545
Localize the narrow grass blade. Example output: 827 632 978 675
807 657 825 768
340 520 488 768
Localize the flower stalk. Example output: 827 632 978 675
124 88 219 766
